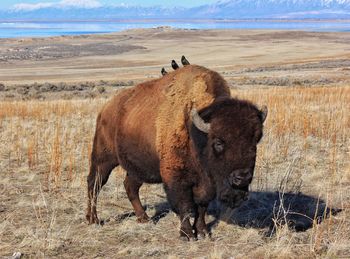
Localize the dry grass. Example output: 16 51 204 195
0 85 349 258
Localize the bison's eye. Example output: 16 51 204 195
213 138 225 155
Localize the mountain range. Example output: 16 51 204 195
1 0 350 20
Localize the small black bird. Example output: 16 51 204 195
181 55 190 66
171 60 179 70
161 67 168 76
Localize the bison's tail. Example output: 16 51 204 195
86 118 119 224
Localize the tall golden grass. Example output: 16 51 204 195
0 86 348 203
0 86 349 258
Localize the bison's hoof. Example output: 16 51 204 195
86 214 103 225
179 230 197 241
197 230 211 240
136 214 150 223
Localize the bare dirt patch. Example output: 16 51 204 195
0 43 145 62
0 80 134 100
1 28 350 85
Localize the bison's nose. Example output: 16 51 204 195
229 169 253 187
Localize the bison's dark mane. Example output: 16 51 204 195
200 97 262 123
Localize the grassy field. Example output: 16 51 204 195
0 84 349 258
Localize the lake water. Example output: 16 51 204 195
0 20 349 38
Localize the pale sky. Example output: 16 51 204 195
0 0 219 9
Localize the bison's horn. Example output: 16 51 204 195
191 108 210 133
260 105 268 124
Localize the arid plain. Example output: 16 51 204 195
0 28 349 258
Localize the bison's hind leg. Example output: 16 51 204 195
86 157 118 225
123 174 149 223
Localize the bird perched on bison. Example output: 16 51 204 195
161 57 187 76
181 55 190 66
171 59 179 70
86 65 268 240
161 67 168 76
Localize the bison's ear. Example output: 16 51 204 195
259 105 268 124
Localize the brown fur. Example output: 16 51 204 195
86 65 267 240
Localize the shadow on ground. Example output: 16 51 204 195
110 202 171 224
111 191 341 235
208 191 341 236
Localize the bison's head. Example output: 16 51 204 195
190 98 267 208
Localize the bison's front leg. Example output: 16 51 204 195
193 205 210 239
163 180 196 240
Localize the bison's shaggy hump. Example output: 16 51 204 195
156 65 230 170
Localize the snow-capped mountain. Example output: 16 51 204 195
0 5 186 20
190 0 350 18
0 0 350 20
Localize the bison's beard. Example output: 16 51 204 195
218 185 249 208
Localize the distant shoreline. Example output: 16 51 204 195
0 19 349 39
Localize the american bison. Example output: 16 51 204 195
86 65 267 240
